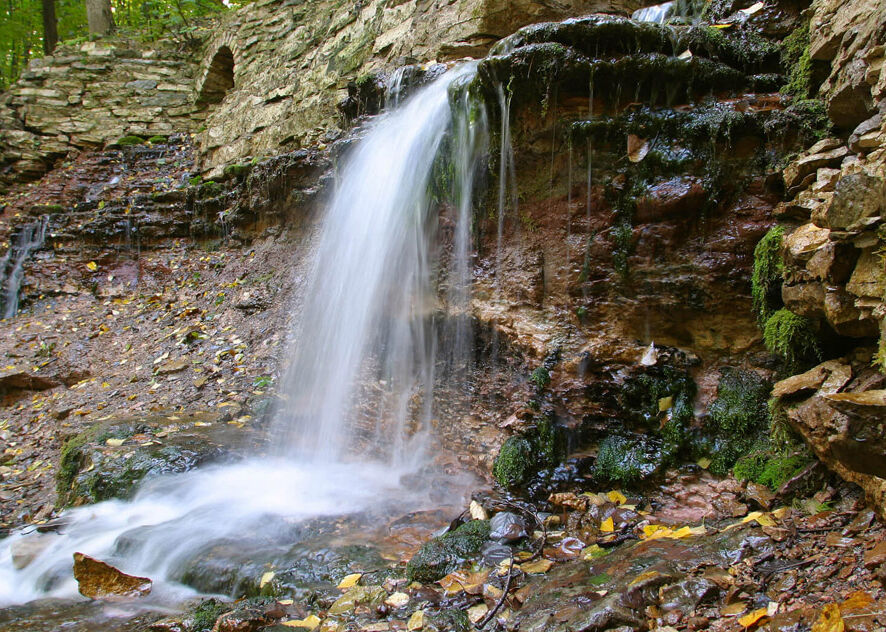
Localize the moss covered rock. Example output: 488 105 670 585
492 417 567 488
405 520 490 583
593 434 664 486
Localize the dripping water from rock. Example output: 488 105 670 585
0 217 48 319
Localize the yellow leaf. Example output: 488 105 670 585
658 396 673 412
740 1 765 15
337 573 362 589
406 610 425 631
260 571 275 588
839 591 873 612
582 544 608 560
738 608 769 628
600 517 614 533
469 500 488 520
519 558 553 574
742 511 776 527
606 491 627 505
771 506 791 520
105 438 125 447
281 615 321 629
467 603 488 624
712 23 733 28
628 570 659 586
697 457 711 469
812 604 844 632
278 599 294 605
86 261 98 271
385 592 409 608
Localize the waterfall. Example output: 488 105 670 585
632 1 675 23
0 64 484 606
0 217 48 319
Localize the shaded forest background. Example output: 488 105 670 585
0 0 249 90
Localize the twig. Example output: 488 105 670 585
475 552 515 629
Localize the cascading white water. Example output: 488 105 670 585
632 1 675 23
0 63 485 607
273 62 480 464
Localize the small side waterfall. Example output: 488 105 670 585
0 64 486 606
0 217 48 319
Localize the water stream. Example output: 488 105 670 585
0 63 485 608
0 217 48 319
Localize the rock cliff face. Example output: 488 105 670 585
770 0 886 516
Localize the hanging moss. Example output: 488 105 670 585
493 436 534 487
763 308 821 370
708 368 771 435
781 22 812 98
593 434 663 485
751 226 785 324
530 366 551 391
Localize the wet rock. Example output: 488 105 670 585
489 511 527 542
480 542 512 566
783 223 831 260
634 177 705 223
658 577 718 612
10 533 57 569
849 113 883 153
56 413 245 507
864 541 886 569
72 552 152 600
329 585 386 615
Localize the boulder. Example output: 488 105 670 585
823 173 885 231
783 145 849 191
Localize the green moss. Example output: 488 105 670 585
534 416 566 469
115 135 145 146
223 163 251 179
751 226 785 324
709 368 771 435
622 366 696 431
530 366 551 391
763 308 821 370
406 520 490 583
189 598 230 632
493 436 533 487
425 609 471 632
612 221 633 278
781 22 812 98
734 451 811 490
593 435 662 485
147 135 168 144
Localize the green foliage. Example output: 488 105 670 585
708 368 771 435
612 221 633 278
593 435 660 485
530 366 551 391
763 308 821 370
751 226 784 324
492 436 533 487
781 22 812 98
147 135 168 144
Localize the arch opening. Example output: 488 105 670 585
197 45 235 106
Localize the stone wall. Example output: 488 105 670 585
0 40 204 189
774 0 886 516
195 0 650 174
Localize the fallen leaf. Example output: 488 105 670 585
519 558 553 574
385 592 409 608
600 517 614 533
740 1 765 15
721 601 747 616
105 438 125 447
742 511 776 527
278 599 294 605
738 608 769 628
260 571 275 588
406 609 425 631
627 135 650 162
438 570 489 595
582 544 609 560
606 490 627 505
839 591 873 612
86 261 98 271
678 49 693 59
812 604 844 632
712 23 734 28
469 500 488 520
337 573 361 589
467 603 488 624
281 615 321 629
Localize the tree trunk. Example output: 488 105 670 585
85 0 115 35
42 0 58 55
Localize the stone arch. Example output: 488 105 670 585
196 43 236 107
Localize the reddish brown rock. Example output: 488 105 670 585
73 552 152 600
